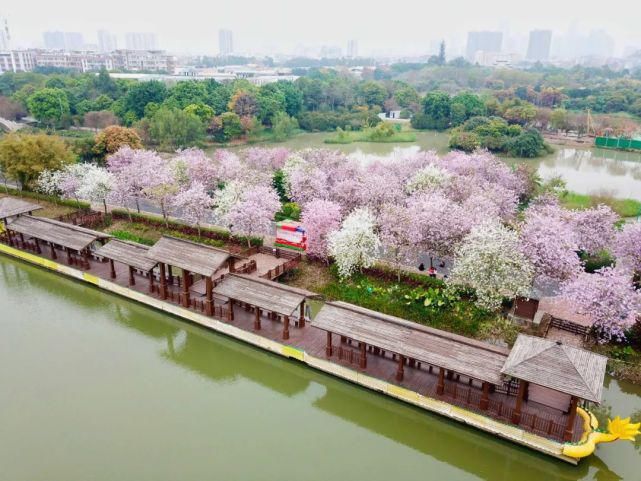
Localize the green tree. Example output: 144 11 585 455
394 86 420 109
437 41 446 66
271 112 299 141
123 80 167 119
168 80 209 109
505 129 546 158
421 91 451 130
450 92 486 125
93 125 143 161
27 88 70 128
275 81 303 117
184 103 215 123
221 112 244 141
149 107 204 149
358 81 387 107
550 108 569 132
256 83 287 124
0 133 75 188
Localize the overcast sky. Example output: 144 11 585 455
3 0 641 56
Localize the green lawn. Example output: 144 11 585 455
560 192 641 218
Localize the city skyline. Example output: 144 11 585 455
1 1 641 58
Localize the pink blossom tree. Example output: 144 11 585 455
408 192 473 267
226 185 281 247
173 148 218 190
301 199 342 262
171 182 213 236
571 205 618 255
107 147 164 213
561 267 641 343
520 204 582 283
378 203 419 280
613 222 641 277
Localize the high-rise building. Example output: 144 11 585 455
586 30 615 58
219 29 233 56
0 16 10 51
347 39 358 58
97 30 117 53
43 31 85 51
125 32 158 51
465 31 502 61
526 30 552 62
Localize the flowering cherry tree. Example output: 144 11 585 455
405 164 452 194
450 221 534 311
301 199 342 262
561 267 641 342
225 185 281 247
212 180 245 227
171 182 213 235
571 205 618 255
173 148 218 190
378 203 419 280
520 204 582 282
77 165 114 214
613 222 641 276
328 208 381 279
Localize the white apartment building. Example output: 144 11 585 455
0 50 36 73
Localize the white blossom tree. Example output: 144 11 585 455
328 208 381 279
77 165 114 214
449 221 534 310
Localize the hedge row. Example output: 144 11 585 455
2 187 91 210
110 209 263 248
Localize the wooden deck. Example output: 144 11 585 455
2 238 584 444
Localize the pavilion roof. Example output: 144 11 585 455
313 301 508 385
146 236 241 277
501 335 607 403
213 273 308 316
7 215 110 251
95 239 158 272
0 197 42 220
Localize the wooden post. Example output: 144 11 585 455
109 259 116 279
228 257 236 273
83 250 90 269
254 307 261 330
228 299 234 321
66 247 72 265
283 315 290 340
34 238 41 254
512 380 528 424
167 265 173 285
50 242 57 260
326 332 333 357
19 233 25 247
564 396 579 442
181 269 190 307
359 342 367 369
299 301 305 328
480 382 490 410
159 263 167 299
128 265 135 286
148 270 154 293
396 354 405 381
205 277 213 316
437 367 445 395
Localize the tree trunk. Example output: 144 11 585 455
103 199 108 215
135 197 141 213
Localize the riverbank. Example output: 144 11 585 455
0 240 582 464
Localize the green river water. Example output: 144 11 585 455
1 256 640 481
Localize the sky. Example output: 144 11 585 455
3 0 641 56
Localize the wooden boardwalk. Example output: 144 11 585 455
4 240 584 444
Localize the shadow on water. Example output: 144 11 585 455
1 255 637 481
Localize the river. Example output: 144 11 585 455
228 132 641 201
1 256 640 481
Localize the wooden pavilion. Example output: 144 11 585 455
0 197 42 223
212 273 312 339
5 215 111 267
94 239 158 289
501 335 607 441
146 236 245 312
314 301 507 394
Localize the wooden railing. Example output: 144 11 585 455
57 210 104 228
550 317 590 336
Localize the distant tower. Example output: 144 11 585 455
125 32 158 51
526 30 552 62
347 39 358 58
0 15 10 51
465 31 502 61
219 29 233 56
98 30 118 53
